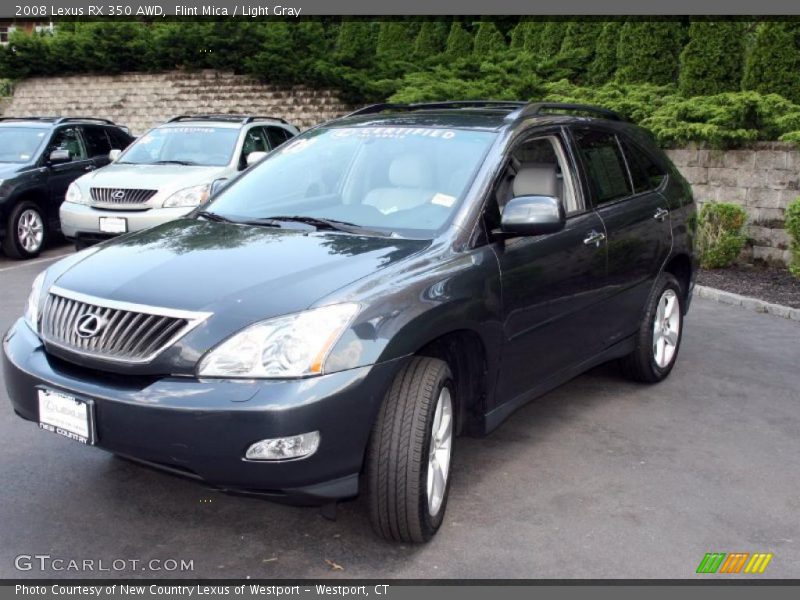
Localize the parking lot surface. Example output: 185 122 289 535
1 246 799 579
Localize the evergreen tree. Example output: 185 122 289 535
414 21 449 58
522 21 546 54
616 19 686 85
587 21 622 84
376 21 417 60
334 20 377 68
679 20 745 96
473 21 507 55
444 22 473 56
558 20 604 77
539 21 567 60
742 21 800 103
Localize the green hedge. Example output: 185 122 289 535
7 18 800 145
786 198 800 277
696 203 749 269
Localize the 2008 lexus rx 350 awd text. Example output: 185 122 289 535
3 101 696 542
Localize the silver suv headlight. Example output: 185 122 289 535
24 271 47 334
198 304 359 378
65 182 88 205
163 184 210 208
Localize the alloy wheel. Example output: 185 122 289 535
17 209 44 254
652 289 680 368
427 387 453 517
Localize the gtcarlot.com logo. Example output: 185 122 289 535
696 552 773 574
14 554 194 572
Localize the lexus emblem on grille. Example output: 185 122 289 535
111 190 126 200
75 313 108 339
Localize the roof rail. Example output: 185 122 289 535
0 116 59 122
168 114 290 126
344 100 528 118
513 102 623 121
55 117 116 125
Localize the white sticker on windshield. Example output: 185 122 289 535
283 138 318 154
431 193 456 208
331 127 458 140
19 154 31 160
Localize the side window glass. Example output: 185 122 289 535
573 129 632 205
265 126 290 149
107 128 130 150
242 128 268 156
82 126 112 157
620 138 667 193
48 127 87 161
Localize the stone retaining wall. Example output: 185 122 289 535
665 143 796 265
1 70 351 134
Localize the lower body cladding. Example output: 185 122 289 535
59 204 194 242
2 319 402 504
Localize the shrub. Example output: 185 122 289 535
742 22 800 104
696 202 748 268
414 21 449 58
538 21 567 59
785 198 800 277
558 20 603 77
679 20 745 97
616 19 686 85
376 21 417 60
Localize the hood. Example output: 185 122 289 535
76 163 227 195
53 218 429 322
0 162 31 179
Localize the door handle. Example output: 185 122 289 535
583 230 606 247
653 207 669 222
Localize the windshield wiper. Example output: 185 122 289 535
259 215 389 236
196 210 237 223
152 159 199 166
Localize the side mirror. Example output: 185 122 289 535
500 195 566 236
246 151 268 168
209 178 229 196
49 149 72 164
109 149 122 162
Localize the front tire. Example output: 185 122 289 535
366 356 455 543
3 201 47 259
619 272 684 383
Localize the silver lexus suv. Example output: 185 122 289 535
60 114 298 248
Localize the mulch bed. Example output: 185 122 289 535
696 264 800 309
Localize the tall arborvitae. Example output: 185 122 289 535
587 21 622 84
444 22 474 56
679 20 746 96
742 21 800 103
616 19 687 85
473 21 507 55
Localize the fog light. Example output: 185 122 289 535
245 431 320 461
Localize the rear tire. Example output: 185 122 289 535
3 201 47 259
366 356 455 543
619 272 684 383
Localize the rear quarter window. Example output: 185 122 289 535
573 128 632 205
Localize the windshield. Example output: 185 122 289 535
119 126 239 167
0 127 48 163
204 126 496 237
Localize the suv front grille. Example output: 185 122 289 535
90 187 158 205
40 286 211 364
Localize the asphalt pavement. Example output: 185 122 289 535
1 244 798 579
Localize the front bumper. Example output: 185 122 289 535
59 203 194 240
3 319 401 503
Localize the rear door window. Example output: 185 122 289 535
107 128 132 150
265 126 291 149
573 128 632 205
82 125 112 157
48 127 87 160
619 137 667 193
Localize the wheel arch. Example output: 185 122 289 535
662 252 694 310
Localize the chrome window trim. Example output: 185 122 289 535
42 286 212 365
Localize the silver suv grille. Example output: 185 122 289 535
90 187 158 205
40 286 211 364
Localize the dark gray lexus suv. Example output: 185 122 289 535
3 101 696 542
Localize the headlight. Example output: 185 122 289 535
163 184 210 208
24 271 47 334
65 182 88 205
198 303 359 378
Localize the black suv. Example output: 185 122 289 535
3 102 696 542
0 117 134 259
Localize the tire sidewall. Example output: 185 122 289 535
647 275 684 380
417 375 456 539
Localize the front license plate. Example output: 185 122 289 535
99 216 127 234
38 389 94 445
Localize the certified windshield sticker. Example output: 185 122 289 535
431 193 456 208
331 127 458 140
165 127 216 134
282 138 319 154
